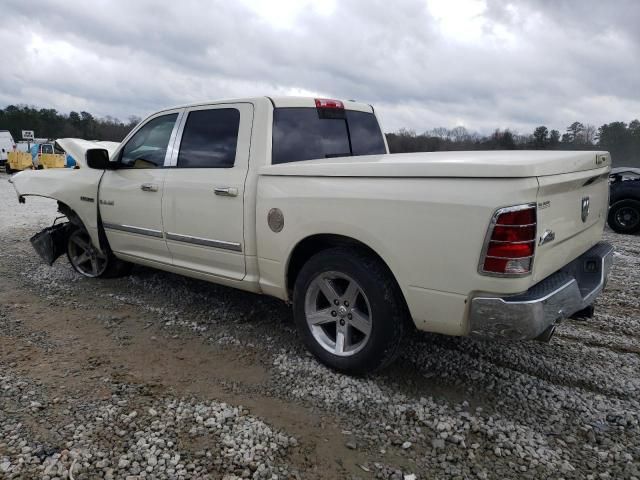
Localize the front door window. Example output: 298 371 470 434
120 114 178 168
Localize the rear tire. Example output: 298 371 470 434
608 199 640 234
5 164 12 174
67 227 132 278
293 247 407 375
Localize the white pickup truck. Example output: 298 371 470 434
9 96 614 374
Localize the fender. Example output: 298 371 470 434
10 138 121 251
10 168 105 250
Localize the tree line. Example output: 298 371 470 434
386 120 640 167
1 104 639 166
0 105 140 143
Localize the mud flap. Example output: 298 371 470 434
29 223 71 266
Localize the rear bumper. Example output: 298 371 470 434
469 241 614 340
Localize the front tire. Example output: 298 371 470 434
293 247 407 375
608 199 640 234
67 228 132 278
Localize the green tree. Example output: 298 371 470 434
598 121 633 165
533 126 549 148
0 105 136 142
629 119 640 140
566 122 585 144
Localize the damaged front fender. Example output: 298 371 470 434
10 167 104 251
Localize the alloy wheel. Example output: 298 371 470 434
304 271 372 357
68 230 108 277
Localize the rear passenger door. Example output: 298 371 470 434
162 103 253 280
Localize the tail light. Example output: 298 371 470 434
479 203 537 276
315 98 344 109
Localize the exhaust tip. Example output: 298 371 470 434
535 325 556 343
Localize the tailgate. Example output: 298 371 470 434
533 157 610 283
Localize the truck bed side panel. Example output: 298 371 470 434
256 175 539 335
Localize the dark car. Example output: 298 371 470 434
608 167 640 234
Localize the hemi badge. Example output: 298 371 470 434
80 196 94 203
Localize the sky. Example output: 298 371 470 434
1 0 639 135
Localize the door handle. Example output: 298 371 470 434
140 183 159 192
214 187 238 197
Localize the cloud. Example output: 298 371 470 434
0 0 638 134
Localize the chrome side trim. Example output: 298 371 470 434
469 241 614 340
162 109 186 167
166 109 188 167
103 222 163 238
484 254 534 261
165 232 242 252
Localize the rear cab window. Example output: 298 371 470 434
272 107 386 164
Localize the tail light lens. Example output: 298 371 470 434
314 98 344 109
479 203 537 276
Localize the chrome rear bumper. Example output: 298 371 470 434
469 241 615 340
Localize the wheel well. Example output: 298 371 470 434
611 195 640 207
57 201 112 252
286 234 406 303
57 201 83 227
610 184 640 203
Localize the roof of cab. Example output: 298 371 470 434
157 96 374 114
269 96 374 112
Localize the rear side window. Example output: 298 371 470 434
272 108 386 164
177 108 240 168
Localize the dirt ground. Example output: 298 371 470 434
1 171 639 480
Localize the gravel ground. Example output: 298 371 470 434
0 171 639 479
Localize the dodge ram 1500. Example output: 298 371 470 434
9 96 614 374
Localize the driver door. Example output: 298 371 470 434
99 109 183 264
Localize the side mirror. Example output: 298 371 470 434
86 148 114 170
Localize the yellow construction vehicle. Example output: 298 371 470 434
39 152 66 169
32 143 65 169
5 151 34 174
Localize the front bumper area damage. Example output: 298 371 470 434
469 242 615 341
30 222 71 265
